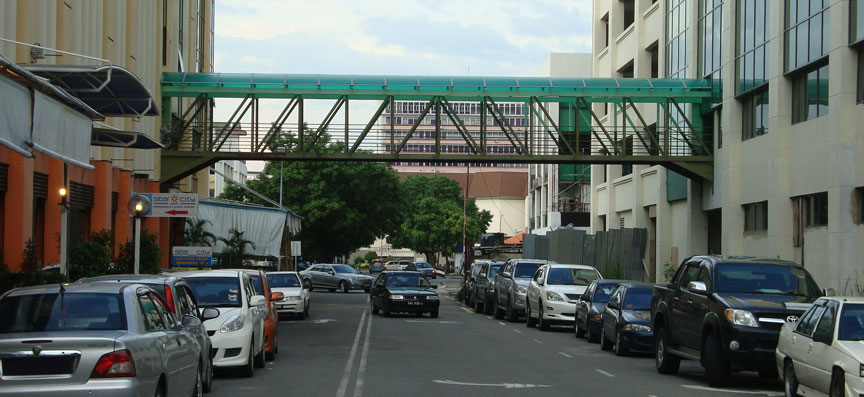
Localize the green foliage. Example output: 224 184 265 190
20 239 38 273
602 265 626 280
216 228 256 268
662 262 676 283
116 229 162 275
69 231 115 281
353 257 363 265
389 175 492 259
0 247 67 294
220 125 404 261
184 218 217 247
363 251 379 261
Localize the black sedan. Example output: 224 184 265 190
575 280 624 342
370 272 440 318
599 282 654 356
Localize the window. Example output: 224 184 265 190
785 0 829 72
791 62 829 123
853 0 864 43
796 304 825 336
858 49 864 103
622 0 635 31
699 0 723 106
804 192 828 227
600 13 609 49
813 302 837 342
743 201 768 232
742 88 769 139
138 293 167 331
648 41 660 78
856 187 864 224
666 0 689 78
737 0 770 94
618 60 634 78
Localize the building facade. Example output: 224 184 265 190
592 0 864 292
0 0 214 270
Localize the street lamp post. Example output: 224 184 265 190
275 146 287 207
128 195 151 274
58 186 68 277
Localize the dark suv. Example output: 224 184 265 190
651 256 829 386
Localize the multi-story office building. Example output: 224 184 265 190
208 124 248 197
0 1 214 269
592 0 864 291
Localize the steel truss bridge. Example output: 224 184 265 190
159 73 714 185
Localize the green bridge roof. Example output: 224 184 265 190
161 72 713 102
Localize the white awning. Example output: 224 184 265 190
31 90 94 169
0 74 34 157
191 199 303 258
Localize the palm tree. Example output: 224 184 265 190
184 219 217 247
217 228 256 268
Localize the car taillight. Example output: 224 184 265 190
91 349 136 378
163 285 176 314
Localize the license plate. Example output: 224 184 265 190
408 301 422 306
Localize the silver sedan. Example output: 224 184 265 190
0 282 204 397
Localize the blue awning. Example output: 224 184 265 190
22 64 158 117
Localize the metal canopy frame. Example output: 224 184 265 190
160 72 714 186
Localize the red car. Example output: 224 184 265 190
231 268 283 360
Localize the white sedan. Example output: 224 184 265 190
267 271 311 319
776 296 864 397
525 264 602 331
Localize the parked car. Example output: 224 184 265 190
178 270 267 377
463 260 491 306
470 261 504 314
267 271 311 319
777 296 864 397
652 256 829 386
493 259 556 322
384 260 412 271
599 282 654 356
80 274 216 393
296 260 313 272
0 282 204 396
229 268 283 360
526 264 602 331
370 271 440 318
369 259 385 273
575 279 624 342
413 261 437 279
300 264 375 293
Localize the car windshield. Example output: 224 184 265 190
185 277 242 308
487 265 503 280
622 290 652 310
593 284 618 303
268 274 301 288
333 265 358 274
386 274 431 288
514 263 542 278
250 275 264 295
415 262 431 269
0 293 125 333
838 303 864 341
716 264 821 296
546 268 600 286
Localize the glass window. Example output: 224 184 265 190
804 191 829 226
716 263 822 296
837 303 864 340
250 275 264 296
744 201 768 231
796 305 826 336
737 0 770 95
385 273 431 288
857 49 864 103
667 0 689 78
185 277 243 308
699 0 723 106
742 88 769 140
546 268 601 286
487 264 502 280
514 262 543 278
268 273 302 288
785 0 829 72
792 62 829 123
622 289 653 310
138 293 167 332
813 302 837 342
0 293 126 333
853 0 864 44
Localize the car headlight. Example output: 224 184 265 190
426 295 438 300
220 314 245 333
390 295 405 300
622 324 652 332
725 309 759 327
515 285 527 294
287 296 302 301
546 291 565 302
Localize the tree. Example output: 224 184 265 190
116 229 162 275
184 218 216 247
217 228 256 268
363 251 379 261
220 125 404 261
389 175 492 262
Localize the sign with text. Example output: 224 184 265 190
137 193 199 217
290 241 302 257
171 246 212 268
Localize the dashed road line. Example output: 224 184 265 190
336 311 367 397
460 307 473 314
513 329 522 334
594 369 615 378
558 352 572 358
486 316 493 320
352 310 373 397
498 321 507 326
681 385 783 396
533 339 543 344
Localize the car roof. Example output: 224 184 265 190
222 268 266 276
78 274 175 283
698 255 801 267
818 296 864 304
546 264 598 270
267 271 299 275
172 270 245 278
382 271 422 274
511 259 554 264
596 279 627 285
617 282 655 289
4 282 134 296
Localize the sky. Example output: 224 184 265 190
211 0 594 172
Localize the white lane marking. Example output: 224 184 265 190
336 311 367 397
352 311 373 397
498 322 507 326
533 339 543 344
681 385 783 396
486 316 493 320
405 320 461 324
513 329 522 334
433 380 552 389
594 369 615 378
648 395 658 397
460 307 473 314
313 319 337 324
558 352 573 358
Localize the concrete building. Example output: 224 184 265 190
528 53 593 235
592 0 864 292
208 124 248 198
0 0 214 269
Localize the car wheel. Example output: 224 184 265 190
254 338 266 369
154 382 166 397
600 327 613 351
575 322 587 338
494 298 505 320
783 360 799 397
538 302 550 331
526 301 537 328
703 333 730 387
382 302 391 317
506 297 519 323
370 300 379 315
304 301 310 318
829 369 845 397
430 310 439 318
614 329 629 356
266 333 277 361
203 356 213 393
240 343 254 378
340 281 350 293
586 322 599 343
484 298 494 315
654 326 680 375
194 363 203 397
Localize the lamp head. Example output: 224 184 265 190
128 195 151 217
58 187 67 197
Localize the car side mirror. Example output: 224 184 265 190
688 281 708 294
271 292 284 302
250 295 266 307
822 288 836 297
181 314 202 328
607 301 618 309
328 271 335 276
430 284 438 289
200 308 220 321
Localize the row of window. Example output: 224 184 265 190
383 144 523 154
382 130 520 140
383 116 526 127
391 162 528 168
388 102 525 116
742 192 828 232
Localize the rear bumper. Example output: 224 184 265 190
386 299 440 313
0 377 158 397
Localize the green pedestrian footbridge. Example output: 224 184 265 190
159 73 715 185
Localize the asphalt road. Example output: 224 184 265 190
208 277 785 397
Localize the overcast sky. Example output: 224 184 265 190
211 0 594 172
